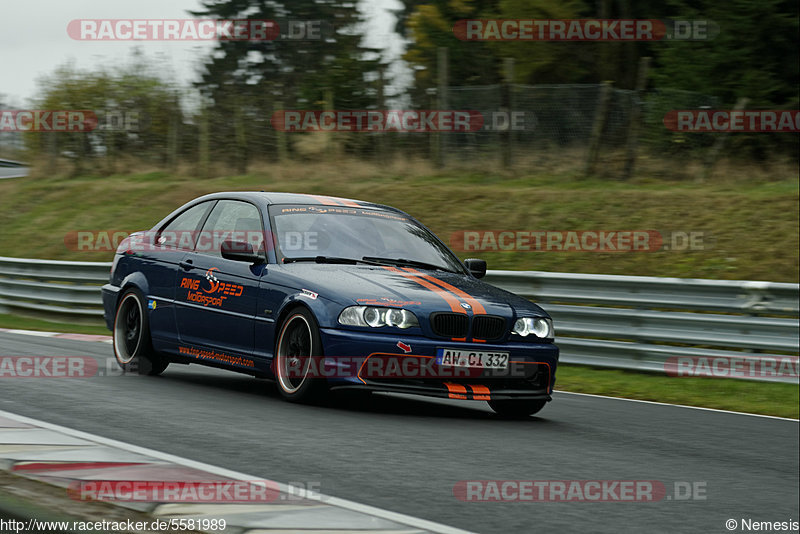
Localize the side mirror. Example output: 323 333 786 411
464 258 487 279
221 240 264 264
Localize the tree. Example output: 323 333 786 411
650 0 799 158
29 54 184 174
191 0 382 163
652 0 799 108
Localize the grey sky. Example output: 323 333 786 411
0 0 408 105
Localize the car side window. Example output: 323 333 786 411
197 200 264 258
158 201 214 250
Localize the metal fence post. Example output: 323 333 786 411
585 81 613 176
622 57 651 180
701 97 749 181
436 47 448 168
501 58 515 169
199 101 210 178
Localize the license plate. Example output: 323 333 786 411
436 348 509 369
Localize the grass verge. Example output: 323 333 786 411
0 162 797 281
556 364 798 419
0 313 108 336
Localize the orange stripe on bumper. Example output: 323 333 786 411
468 384 491 400
444 382 468 399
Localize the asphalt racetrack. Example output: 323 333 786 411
1 330 797 534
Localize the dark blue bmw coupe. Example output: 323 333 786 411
102 192 558 416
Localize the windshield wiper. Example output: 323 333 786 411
282 256 383 265
361 256 456 273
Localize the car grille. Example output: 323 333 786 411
429 313 507 340
472 316 506 340
430 313 469 338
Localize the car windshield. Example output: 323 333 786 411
270 205 464 273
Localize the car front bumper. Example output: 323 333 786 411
318 328 558 401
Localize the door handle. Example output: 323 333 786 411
179 259 194 270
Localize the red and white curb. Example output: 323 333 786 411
0 409 473 534
0 327 112 344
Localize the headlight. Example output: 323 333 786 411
338 306 419 329
363 307 383 327
338 306 368 327
512 317 553 339
386 308 417 329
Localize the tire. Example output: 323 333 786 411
488 399 547 418
113 289 168 376
274 307 328 403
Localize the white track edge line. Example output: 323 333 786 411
0 409 474 534
554 390 799 421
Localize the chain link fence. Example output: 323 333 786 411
439 83 721 172
1 83 745 177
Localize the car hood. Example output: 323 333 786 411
273 264 548 318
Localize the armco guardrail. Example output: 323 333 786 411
0 158 30 179
0 256 109 317
0 257 797 382
484 271 799 383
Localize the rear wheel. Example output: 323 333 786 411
113 289 168 376
488 399 547 418
274 308 327 403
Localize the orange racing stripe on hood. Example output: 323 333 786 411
380 266 466 314
402 268 487 315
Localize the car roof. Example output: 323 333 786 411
192 191 407 216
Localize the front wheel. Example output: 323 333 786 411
113 289 168 376
488 399 547 418
274 307 328 403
